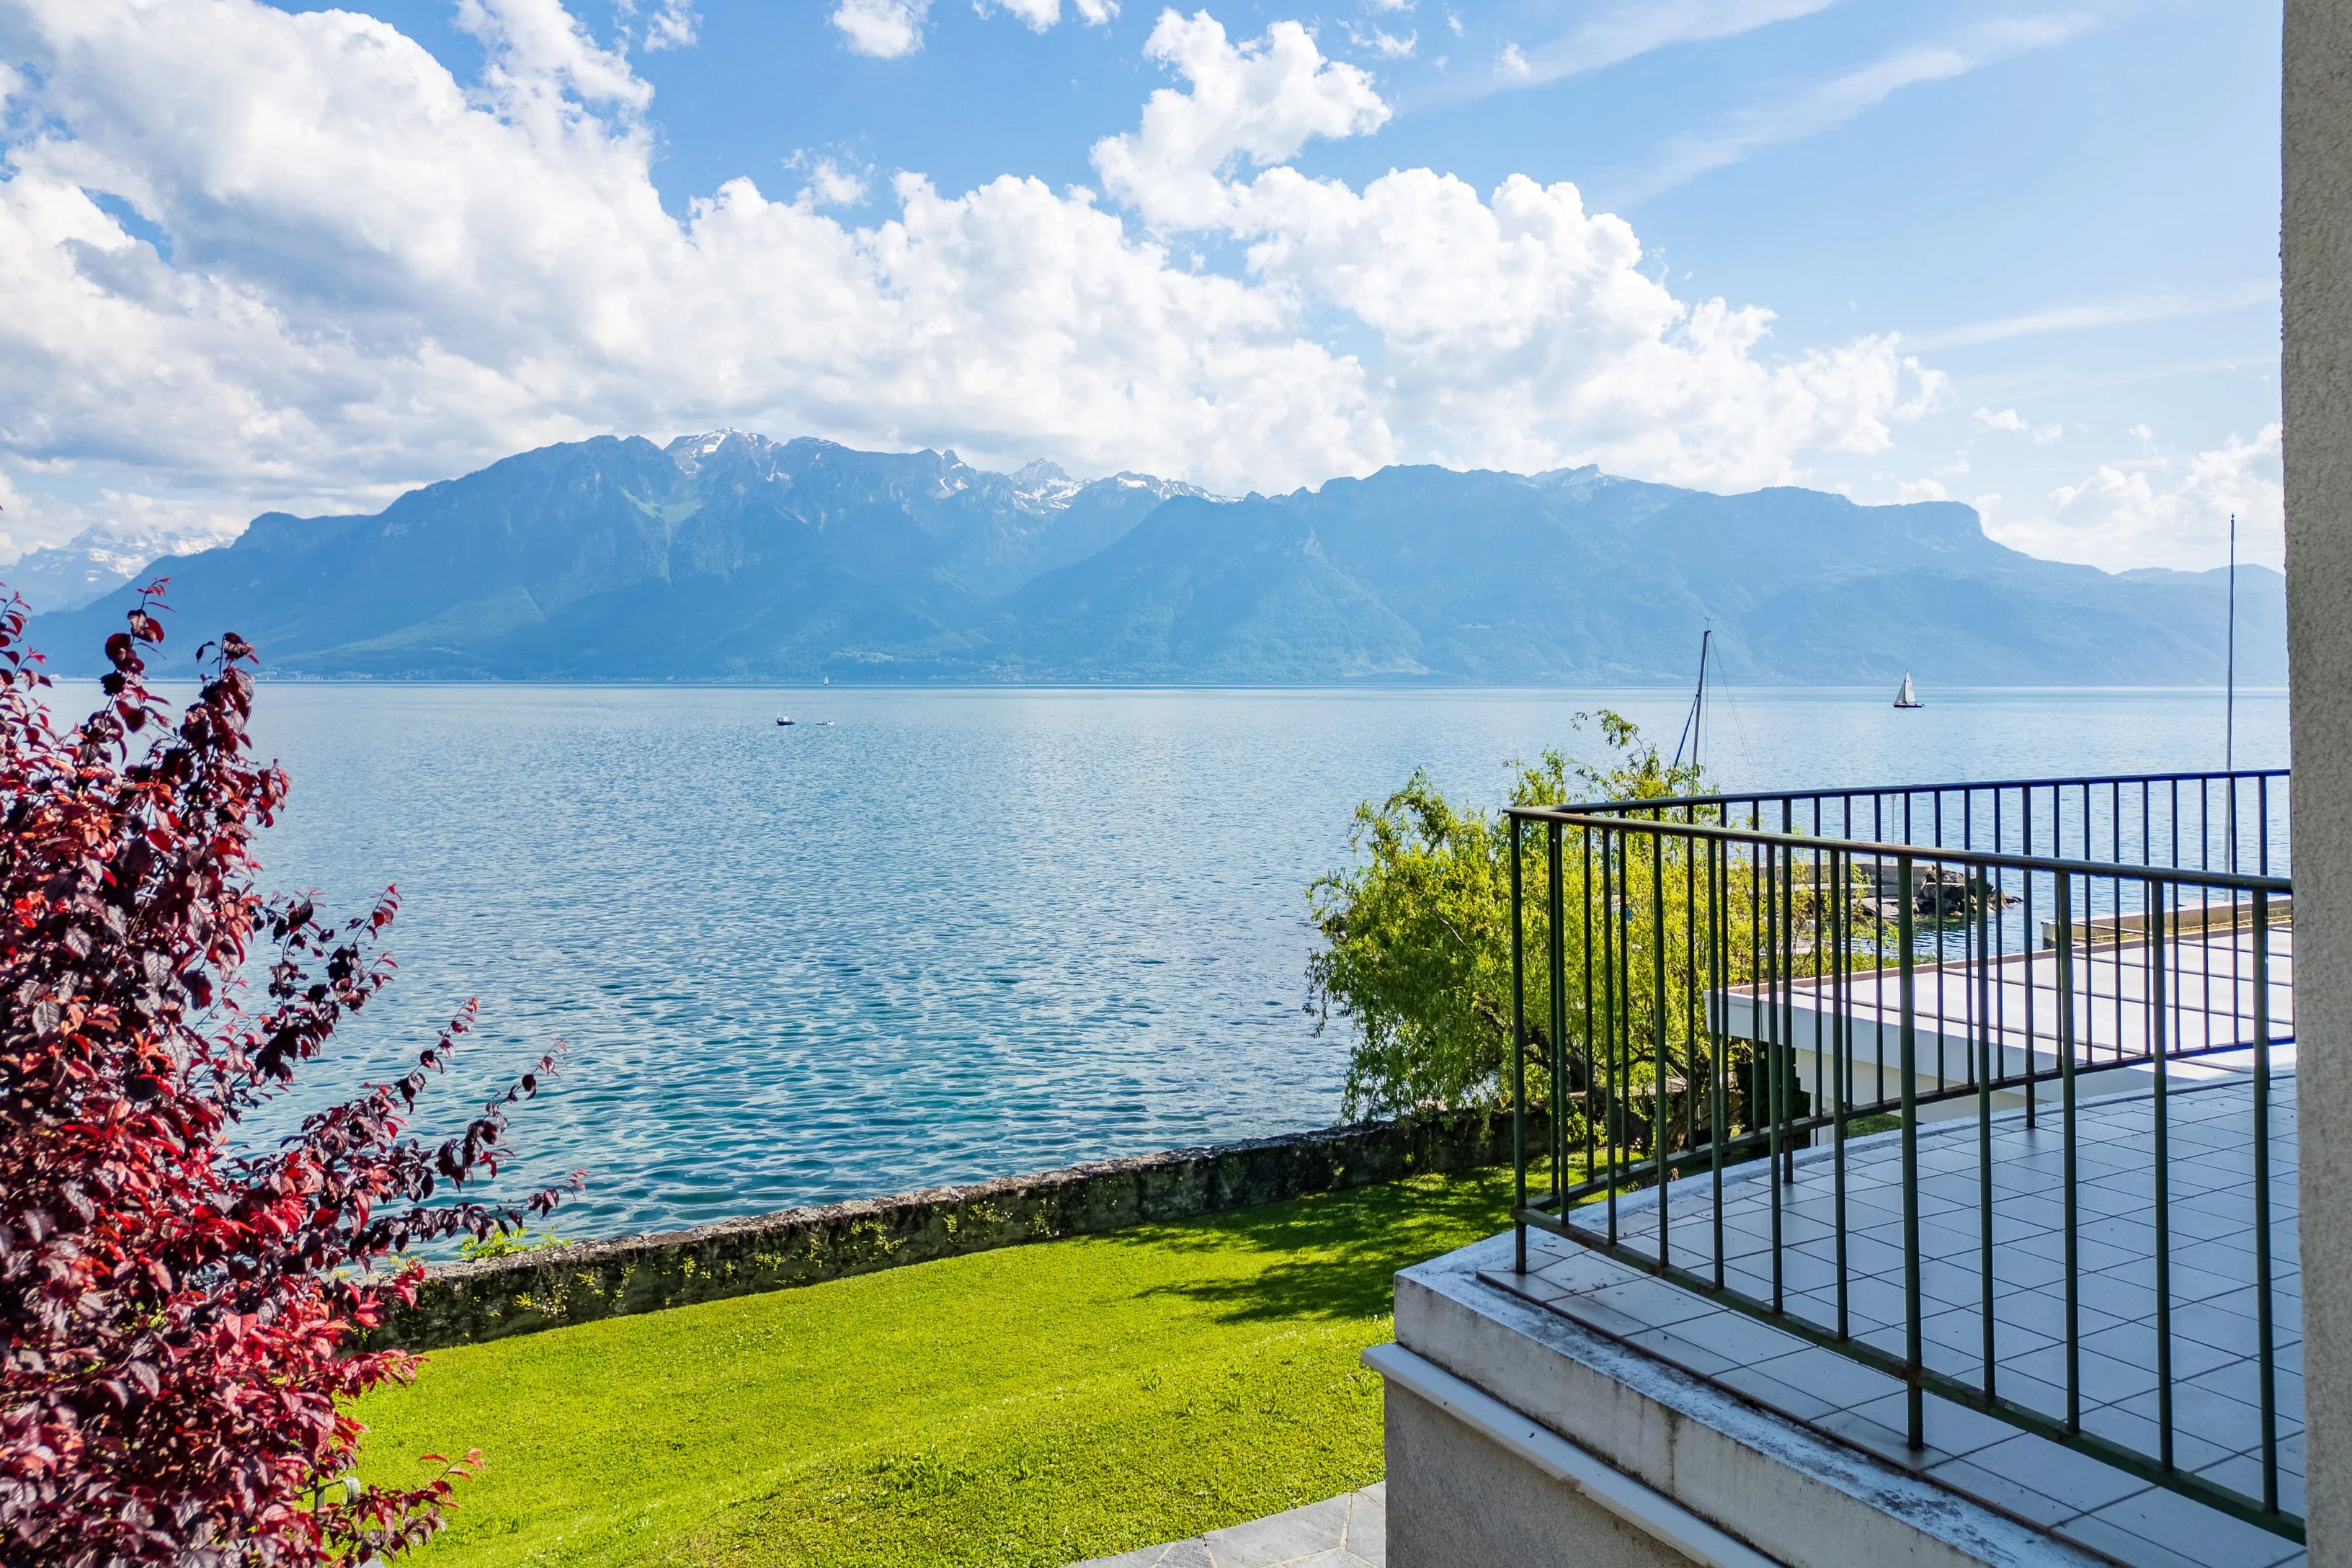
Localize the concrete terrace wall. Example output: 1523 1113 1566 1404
382 1108 1540 1351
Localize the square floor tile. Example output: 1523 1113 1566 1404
1966 1433 2152 1513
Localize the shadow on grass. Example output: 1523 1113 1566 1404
1095 1169 1518 1324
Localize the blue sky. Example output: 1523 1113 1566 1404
0 0 2283 569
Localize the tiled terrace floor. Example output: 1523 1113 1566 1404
1488 1074 2303 1568
1727 924 2297 1107
1776 925 2296 1062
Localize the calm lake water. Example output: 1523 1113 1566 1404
130 683 2284 1239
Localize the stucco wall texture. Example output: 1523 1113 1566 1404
2285 3 2349 1559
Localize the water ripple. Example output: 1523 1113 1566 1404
125 682 2286 1241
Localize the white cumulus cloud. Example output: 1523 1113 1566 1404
1995 424 2284 571
1093 11 1391 230
1343 22 1416 58
0 0 1946 545
984 0 1120 30
639 0 700 50
1974 406 2062 443
790 152 873 208
831 0 929 56
835 0 1113 54
1086 11 1941 486
458 0 653 108
616 0 700 51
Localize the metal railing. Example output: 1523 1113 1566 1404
1576 767 2289 878
1504 769 2299 1541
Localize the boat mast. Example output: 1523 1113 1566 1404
1694 628 1709 772
1672 628 1711 772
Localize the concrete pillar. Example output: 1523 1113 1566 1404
2286 3 2352 1559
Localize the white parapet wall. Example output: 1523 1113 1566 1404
1373 1234 2117 1568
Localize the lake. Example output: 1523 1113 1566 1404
150 682 2283 1240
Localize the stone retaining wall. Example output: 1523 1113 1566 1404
381 1108 1538 1351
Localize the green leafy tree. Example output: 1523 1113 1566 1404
1307 713 1710 1126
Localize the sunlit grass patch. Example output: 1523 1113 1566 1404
357 1167 1514 1567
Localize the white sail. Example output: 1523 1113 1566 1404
1894 674 1920 708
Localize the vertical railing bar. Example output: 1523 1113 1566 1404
1768 843 1785 1315
2253 887 2278 1515
1685 807 1701 1275
1654 829 1671 1270
1978 860 1997 1401
2230 771 2242 876
2259 772 2271 877
2024 788 2037 1130
1956 790 1975 1109
1582 832 1596 1184
2121 870 2132 1065
1602 829 1621 1244
2151 875 2173 1471
2059 869 2082 1434
1899 855 1923 1449
1812 845 1827 1186
1835 845 1851 1340
1939 798 1951 1100
2171 778 2180 873
1995 788 2008 1054
2232 838 2245 1066
1749 809 1763 1258
1618 832 1636 1238
1710 835 1727 1291
1543 822 1562 1241
1876 795 1889 1119
1933 850 1948 1093
1781 798 1796 1187
1548 823 1568 1219
1513 819 1529 1273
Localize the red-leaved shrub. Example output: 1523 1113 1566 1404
0 589 576 1564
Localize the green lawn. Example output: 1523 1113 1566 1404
357 1169 1515 1568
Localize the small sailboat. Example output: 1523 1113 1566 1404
1892 674 1923 710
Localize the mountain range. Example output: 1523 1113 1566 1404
19 430 2284 685
6 525 236 617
